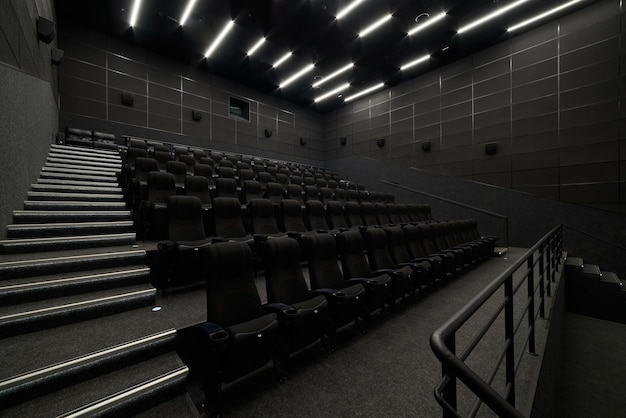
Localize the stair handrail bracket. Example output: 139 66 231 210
430 225 563 418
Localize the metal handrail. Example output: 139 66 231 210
430 225 563 418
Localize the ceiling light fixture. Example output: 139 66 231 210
345 83 385 102
312 63 354 88
204 20 235 58
280 63 315 88
314 83 350 103
400 54 430 71
247 37 265 56
179 0 199 26
508 0 583 32
273 51 292 68
129 0 143 27
408 11 446 36
336 0 367 20
458 0 530 34
359 14 392 37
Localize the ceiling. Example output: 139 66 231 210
54 0 597 113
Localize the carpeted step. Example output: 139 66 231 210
132 391 200 418
0 284 156 338
39 170 119 183
37 177 122 188
49 148 121 161
27 191 125 202
44 162 120 175
0 249 146 280
0 329 178 410
13 210 132 223
47 155 121 170
7 220 133 238
600 271 622 286
31 184 123 194
0 265 150 305
22 200 127 211
51 143 121 159
0 233 137 254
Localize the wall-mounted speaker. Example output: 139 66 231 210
264 128 273 138
340 137 347 146
192 109 202 121
421 141 431 152
299 137 307 146
121 92 134 106
37 17 56 44
485 143 498 155
376 138 385 148
51 48 64 66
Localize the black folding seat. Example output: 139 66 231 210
278 167 291 176
402 224 446 280
263 237 330 355
153 143 171 154
131 157 159 206
191 148 208 161
248 198 284 239
193 164 216 188
419 204 433 221
431 222 472 267
357 190 370 203
217 166 236 179
185 175 213 234
368 191 380 203
325 201 349 231
374 203 392 226
418 223 463 273
198 157 215 169
338 181 349 190
193 241 280 411
333 188 347 205
121 147 147 188
303 176 316 186
242 180 264 205
344 201 363 228
153 195 211 288
303 233 367 333
275 173 289 189
396 204 412 224
237 161 251 172
265 182 285 205
266 165 279 178
166 160 188 192
346 189 359 202
347 182 357 191
387 204 403 225
319 187 334 205
252 164 266 177
173 145 189 158
211 197 252 242
210 151 224 165
315 178 327 188
406 204 421 224
360 202 379 227
277 199 308 235
464 219 498 254
335 230 394 313
138 171 176 240
225 154 240 165
303 185 320 201
286 184 305 206
237 168 255 188
257 171 274 189
219 159 234 169
128 138 147 150
177 154 196 174
363 227 414 299
327 179 338 190
445 220 489 262
289 175 303 186
153 150 173 171
384 226 432 289
214 177 239 201
304 200 329 232
356 184 366 191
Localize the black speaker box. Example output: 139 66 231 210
37 17 56 44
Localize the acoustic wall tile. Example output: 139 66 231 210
475 91 510 114
560 142 619 166
511 150 560 171
149 98 180 118
560 81 618 110
561 101 618 129
512 96 558 120
560 162 619 185
474 107 510 130
512 40 557 71
474 74 509 99
474 121 510 144
60 93 106 119
61 58 106 84
560 38 619 72
108 71 146 95
391 105 413 123
149 114 181 133
60 75 106 102
512 168 558 188
512 59 558 87
108 104 146 126
511 24 557 54
473 172 511 188
108 53 147 79
473 57 510 82
511 77 557 104
149 83 181 104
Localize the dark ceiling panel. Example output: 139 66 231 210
54 0 599 113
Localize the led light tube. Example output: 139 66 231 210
179 0 199 26
130 0 143 27
408 12 446 36
508 0 582 32
247 37 265 56
312 63 354 88
345 83 385 102
400 54 430 71
359 14 392 37
458 0 530 34
314 83 350 103
336 0 367 20
280 64 315 88
273 52 292 68
204 20 235 58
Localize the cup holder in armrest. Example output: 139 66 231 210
333 291 345 297
284 308 298 315
209 329 229 343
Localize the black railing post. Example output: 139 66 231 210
504 275 516 407
539 244 546 318
544 241 551 298
527 255 536 354
443 333 457 418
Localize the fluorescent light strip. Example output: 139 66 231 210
400 54 430 71
359 14 392 37
247 37 265 56
314 83 350 103
408 11 446 36
458 0 530 34
273 52 292 68
179 0 199 26
508 0 582 32
204 20 235 58
345 83 384 102
280 64 315 88
336 0 367 20
312 63 354 88
129 0 143 27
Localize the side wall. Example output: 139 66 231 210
0 0 58 236
57 21 325 166
324 0 626 214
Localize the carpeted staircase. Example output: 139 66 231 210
0 144 197 417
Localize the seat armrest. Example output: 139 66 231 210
286 231 302 239
263 303 298 320
411 256 439 264
194 322 229 352
346 277 378 287
395 262 428 272
312 288 348 301
156 240 175 252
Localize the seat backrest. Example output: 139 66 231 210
374 203 391 225
215 177 239 200
357 190 370 203
289 175 303 186
248 198 280 235
346 189 359 202
360 202 378 226
275 173 289 186
304 200 329 231
387 204 402 224
343 201 362 227
384 226 412 264
257 171 273 187
207 241 263 326
219 159 234 169
166 160 188 185
363 227 396 271
263 237 311 305
327 179 338 189
146 171 176 203
304 233 346 290
218 166 236 179
333 188 347 205
128 138 147 150
242 180 264 204
278 199 307 233
193 164 215 186
402 224 428 259
167 195 206 241
325 201 348 230
335 230 372 279
134 157 159 183
303 185 320 201
396 204 411 224
198 157 215 168
417 223 439 254
173 145 189 157
185 175 211 205
265 182 285 204
178 154 196 174
212 197 248 238
286 184 304 205
191 148 208 160
125 147 147 168
319 187 333 204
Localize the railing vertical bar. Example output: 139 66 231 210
504 275 516 407
527 255 536 354
539 245 546 317
443 333 457 418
